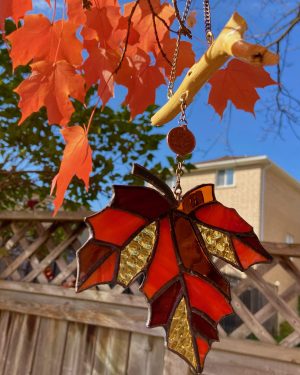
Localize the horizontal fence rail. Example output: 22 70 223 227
0 211 299 375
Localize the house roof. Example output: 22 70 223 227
194 155 269 170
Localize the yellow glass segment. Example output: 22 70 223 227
169 298 197 369
197 224 238 265
117 222 156 286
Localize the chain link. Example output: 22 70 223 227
178 96 188 125
167 0 192 99
174 156 184 201
173 96 188 201
203 0 214 45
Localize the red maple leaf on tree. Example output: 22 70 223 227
76 165 272 373
208 59 277 117
51 126 92 215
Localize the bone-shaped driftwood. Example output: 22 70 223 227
151 12 279 126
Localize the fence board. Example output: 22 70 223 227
31 317 68 375
0 311 13 374
62 324 99 375
92 327 130 375
127 333 165 375
3 313 40 375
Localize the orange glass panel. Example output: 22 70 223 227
78 241 113 280
191 312 218 342
87 208 146 245
196 337 210 367
195 203 252 233
77 252 117 292
142 217 179 299
148 281 182 327
232 237 268 269
112 186 171 220
184 273 233 322
173 215 230 297
179 185 215 214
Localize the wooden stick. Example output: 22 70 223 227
151 12 279 126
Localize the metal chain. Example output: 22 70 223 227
174 156 184 201
203 0 214 45
169 1 214 199
173 96 188 201
178 96 188 126
167 0 192 99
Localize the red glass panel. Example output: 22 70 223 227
232 237 268 269
191 312 218 341
78 240 113 280
87 208 146 245
237 235 272 262
77 252 117 292
112 186 171 220
196 337 210 367
173 215 230 297
184 273 233 322
195 202 252 233
148 281 182 327
142 217 179 299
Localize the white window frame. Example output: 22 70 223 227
285 233 294 245
216 168 235 187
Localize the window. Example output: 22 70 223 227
216 169 234 187
285 233 294 244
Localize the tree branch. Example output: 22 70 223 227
147 0 172 65
172 0 192 38
267 7 300 48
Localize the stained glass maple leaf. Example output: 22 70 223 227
76 164 272 373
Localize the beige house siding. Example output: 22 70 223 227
262 166 300 301
263 166 300 243
180 166 262 237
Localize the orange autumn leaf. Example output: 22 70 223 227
187 10 197 28
116 49 165 118
124 0 175 52
66 0 87 25
208 59 277 117
15 60 86 126
83 40 121 106
154 35 195 77
51 126 93 215
82 0 126 50
0 0 32 29
7 15 83 69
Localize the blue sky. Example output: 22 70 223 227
31 0 300 183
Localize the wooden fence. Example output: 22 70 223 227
0 211 299 375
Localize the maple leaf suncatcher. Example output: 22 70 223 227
76 164 272 373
